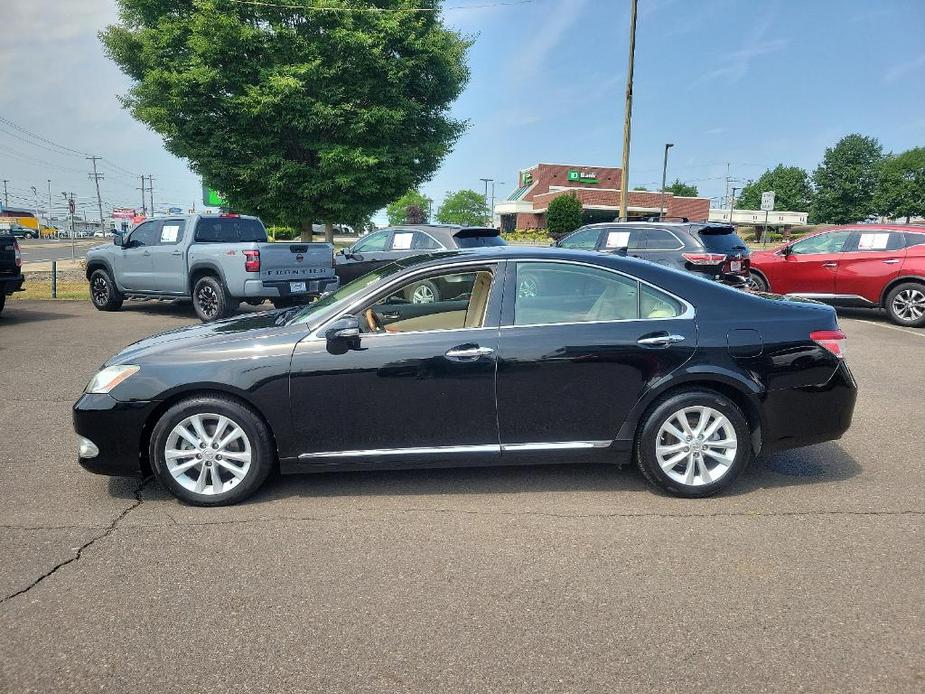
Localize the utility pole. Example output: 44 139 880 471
729 186 740 225
62 192 76 259
147 175 155 215
47 179 53 229
479 177 492 224
2 179 8 208
30 186 41 237
619 0 639 222
87 156 105 233
659 143 674 221
138 175 147 215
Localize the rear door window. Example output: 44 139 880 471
390 231 415 250
158 220 186 245
601 228 643 250
412 232 443 250
905 232 925 248
847 231 905 252
697 226 747 253
642 228 683 250
194 217 267 243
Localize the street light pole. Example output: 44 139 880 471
47 179 53 233
619 0 639 222
729 186 740 226
659 143 674 221
479 177 492 224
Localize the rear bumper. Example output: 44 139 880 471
242 276 339 298
0 274 25 294
73 393 157 476
760 361 857 453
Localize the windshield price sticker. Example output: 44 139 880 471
161 225 180 243
605 231 631 248
392 232 414 250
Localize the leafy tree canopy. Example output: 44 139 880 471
386 189 431 225
664 179 698 197
101 0 470 240
810 134 883 224
873 147 925 222
436 189 486 226
632 185 648 191
738 165 813 212
546 192 583 237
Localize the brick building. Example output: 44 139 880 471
494 163 711 231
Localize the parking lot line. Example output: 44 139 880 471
843 318 925 339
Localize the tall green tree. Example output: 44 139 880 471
738 165 813 211
810 134 883 223
436 189 486 226
664 179 698 197
101 0 470 241
546 192 583 237
873 147 925 222
386 190 432 225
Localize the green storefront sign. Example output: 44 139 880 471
202 184 228 208
567 169 598 184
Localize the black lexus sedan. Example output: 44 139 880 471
74 247 857 506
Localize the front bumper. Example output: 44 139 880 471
760 361 857 453
242 276 339 298
1 274 25 294
73 393 158 476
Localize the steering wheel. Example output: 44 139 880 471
364 308 384 333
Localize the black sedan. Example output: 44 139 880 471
74 247 856 505
335 224 504 301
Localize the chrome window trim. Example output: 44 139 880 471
511 258 695 325
312 259 503 338
298 440 612 459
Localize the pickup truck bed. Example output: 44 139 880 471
0 234 25 314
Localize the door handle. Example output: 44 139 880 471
445 346 494 360
171 250 183 256
883 259 900 264
637 334 685 347
821 262 837 269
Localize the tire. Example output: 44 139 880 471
0 294 5 315
885 282 925 328
748 271 769 292
272 298 295 310
149 395 275 506
635 389 752 498
88 269 124 311
192 275 230 322
404 280 440 304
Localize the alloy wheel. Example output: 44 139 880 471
196 285 219 318
411 284 436 303
164 413 252 495
891 288 925 322
91 275 110 306
655 406 737 486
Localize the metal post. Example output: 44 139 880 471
1 179 8 208
148 175 155 215
87 156 105 234
619 0 639 222
47 179 52 235
729 186 740 227
139 175 147 215
479 178 492 224
659 143 674 221
51 261 57 298
764 208 770 247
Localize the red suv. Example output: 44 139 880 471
749 225 925 327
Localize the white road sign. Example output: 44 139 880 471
761 191 775 211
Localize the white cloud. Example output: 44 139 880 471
507 0 588 78
688 10 788 88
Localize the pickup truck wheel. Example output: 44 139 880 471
193 276 230 322
89 269 124 311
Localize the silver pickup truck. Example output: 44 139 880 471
85 214 338 321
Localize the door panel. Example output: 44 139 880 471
118 221 160 290
835 231 905 303
147 219 187 293
770 231 852 295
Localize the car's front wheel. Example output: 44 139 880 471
885 282 925 328
635 389 752 498
149 396 274 506
89 269 124 311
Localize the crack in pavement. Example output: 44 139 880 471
3 506 920 533
0 477 152 606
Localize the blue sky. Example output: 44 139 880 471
1 0 924 221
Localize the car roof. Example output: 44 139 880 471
382 245 650 271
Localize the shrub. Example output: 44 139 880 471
502 228 553 245
546 192 583 237
266 225 297 240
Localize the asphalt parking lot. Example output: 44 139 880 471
0 300 922 693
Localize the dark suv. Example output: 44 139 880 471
556 221 750 286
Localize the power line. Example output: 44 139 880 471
0 116 90 157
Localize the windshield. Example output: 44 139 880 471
698 226 748 253
455 235 506 248
288 262 407 325
194 217 267 243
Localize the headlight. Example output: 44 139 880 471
85 365 140 394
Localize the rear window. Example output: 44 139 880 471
697 226 747 253
194 217 267 243
454 232 506 248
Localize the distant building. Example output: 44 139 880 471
709 208 808 228
494 163 711 231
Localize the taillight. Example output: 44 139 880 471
811 329 846 359
243 249 260 272
220 213 240 218
682 252 726 265
13 239 22 268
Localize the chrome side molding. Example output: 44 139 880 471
298 440 612 459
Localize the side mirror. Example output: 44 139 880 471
325 314 361 341
781 245 793 257
113 233 124 247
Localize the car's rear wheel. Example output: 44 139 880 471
404 280 440 304
748 270 769 292
89 269 124 311
885 282 925 328
193 275 230 322
149 396 274 506
635 389 751 497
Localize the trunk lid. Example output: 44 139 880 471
257 242 336 281
697 225 750 276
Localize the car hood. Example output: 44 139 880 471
105 309 303 366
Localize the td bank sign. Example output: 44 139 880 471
567 169 598 184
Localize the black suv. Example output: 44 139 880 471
556 221 750 286
0 234 25 314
